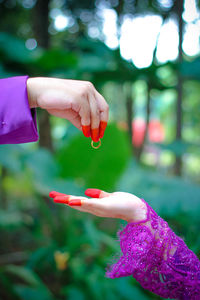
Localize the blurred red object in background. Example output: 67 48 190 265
132 119 165 147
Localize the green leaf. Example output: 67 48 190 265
114 277 150 300
5 265 41 287
35 49 78 72
4 266 55 300
14 285 54 300
0 33 33 63
27 247 54 269
83 219 119 252
62 286 85 300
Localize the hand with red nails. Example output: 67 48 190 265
27 78 109 141
49 189 200 299
49 189 147 223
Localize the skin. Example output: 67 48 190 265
27 77 109 141
50 189 147 223
50 191 176 258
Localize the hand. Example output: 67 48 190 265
27 77 109 142
49 189 147 223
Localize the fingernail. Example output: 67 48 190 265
54 196 70 204
85 188 102 198
91 128 99 142
68 199 82 206
49 191 66 198
49 191 57 198
82 125 91 137
99 121 107 139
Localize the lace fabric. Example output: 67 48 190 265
106 200 200 299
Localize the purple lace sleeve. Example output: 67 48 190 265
106 200 200 299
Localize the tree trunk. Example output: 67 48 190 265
33 0 50 49
125 83 134 156
33 0 53 151
174 0 184 176
135 84 151 161
32 1 54 225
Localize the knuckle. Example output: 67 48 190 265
79 88 87 98
80 105 89 116
79 82 94 98
85 81 94 90
92 108 100 116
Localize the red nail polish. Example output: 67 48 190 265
49 191 67 198
49 191 57 198
99 121 107 139
54 196 70 204
68 199 82 206
82 125 91 137
85 188 102 198
91 128 99 142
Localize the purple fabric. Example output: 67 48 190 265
0 76 38 144
106 200 200 299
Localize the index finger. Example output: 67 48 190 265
53 194 111 218
49 191 67 198
53 194 104 210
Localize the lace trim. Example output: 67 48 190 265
106 200 200 299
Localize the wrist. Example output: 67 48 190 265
27 77 38 108
124 201 147 223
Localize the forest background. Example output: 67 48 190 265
0 0 200 299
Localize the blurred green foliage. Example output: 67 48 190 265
0 0 200 299
56 124 131 190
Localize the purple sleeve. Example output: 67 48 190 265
106 200 200 299
0 76 39 144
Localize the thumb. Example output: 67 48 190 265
85 188 110 198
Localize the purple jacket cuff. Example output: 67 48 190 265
0 76 39 144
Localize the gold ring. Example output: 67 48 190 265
91 139 101 149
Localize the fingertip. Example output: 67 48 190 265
49 191 68 198
99 121 107 139
49 191 56 198
85 188 102 198
68 199 82 206
82 125 91 138
91 128 99 142
54 195 70 204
